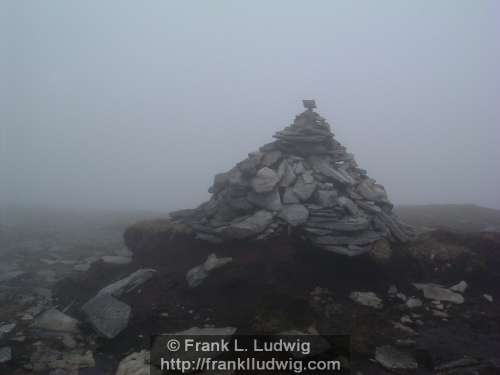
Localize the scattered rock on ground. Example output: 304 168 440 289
349 291 383 309
375 345 418 370
449 280 468 293
33 308 80 333
98 269 156 297
186 254 232 288
115 350 149 375
483 294 493 302
406 297 423 309
413 283 464 304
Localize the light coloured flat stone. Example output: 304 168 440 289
413 283 464 304
33 309 79 333
349 291 383 309
98 269 156 297
449 280 468 294
186 253 233 288
115 350 149 375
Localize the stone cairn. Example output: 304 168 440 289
171 100 414 256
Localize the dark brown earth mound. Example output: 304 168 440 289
43 221 500 374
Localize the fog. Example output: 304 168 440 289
2 1 500 212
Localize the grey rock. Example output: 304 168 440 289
237 152 262 176
218 210 274 239
283 188 300 204
337 196 360 216
349 291 383 309
82 294 131 338
251 167 280 193
279 204 309 226
483 294 494 302
356 178 388 201
33 309 79 333
261 150 282 167
0 323 16 339
292 161 307 175
413 283 464 304
375 345 418 370
247 190 282 211
315 190 338 207
292 175 317 201
449 280 468 293
186 253 233 288
406 297 423 309
98 269 156 297
0 346 12 363
115 350 149 375
226 196 254 212
308 155 354 185
277 160 297 187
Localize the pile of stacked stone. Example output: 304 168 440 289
171 100 414 256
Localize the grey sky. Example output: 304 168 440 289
2 1 499 211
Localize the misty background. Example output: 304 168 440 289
2 1 499 213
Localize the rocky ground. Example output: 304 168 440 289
0 205 499 374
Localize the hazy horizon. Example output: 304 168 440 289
2 1 500 212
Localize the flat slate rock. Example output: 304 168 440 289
82 294 131 339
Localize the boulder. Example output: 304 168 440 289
261 150 282 167
292 175 317 202
82 294 131 338
308 155 354 185
356 178 388 201
277 160 297 187
247 190 282 211
279 204 309 226
283 188 300 204
315 190 338 207
251 167 280 193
